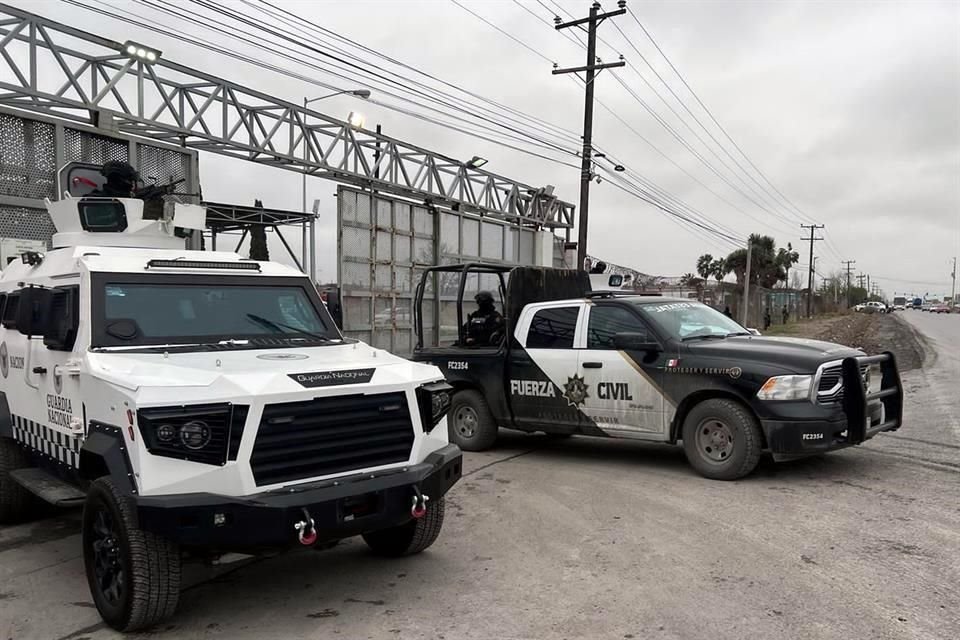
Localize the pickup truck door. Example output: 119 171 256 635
576 304 666 439
508 303 586 433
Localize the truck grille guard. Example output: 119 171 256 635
839 352 903 444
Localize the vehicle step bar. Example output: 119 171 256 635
8 467 86 507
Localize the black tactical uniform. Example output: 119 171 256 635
88 161 138 198
463 291 504 346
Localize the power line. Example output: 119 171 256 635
92 0 584 164
450 0 555 65
608 19 801 225
187 0 579 157
625 8 810 222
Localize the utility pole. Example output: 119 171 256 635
867 274 871 297
951 257 957 307
742 239 754 326
553 1 626 270
842 260 856 309
800 224 824 317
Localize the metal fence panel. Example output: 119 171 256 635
338 186 565 354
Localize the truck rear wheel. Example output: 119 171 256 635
681 399 762 480
82 478 181 632
0 438 37 524
362 497 446 557
448 390 498 451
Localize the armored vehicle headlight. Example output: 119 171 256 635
757 375 813 401
417 381 453 433
179 420 212 450
156 424 177 443
138 404 248 466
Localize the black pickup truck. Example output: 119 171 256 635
411 264 903 480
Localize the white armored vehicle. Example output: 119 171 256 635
0 191 461 631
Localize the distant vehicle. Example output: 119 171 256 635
931 304 950 314
853 303 866 312
912 297 923 309
893 297 907 308
861 301 887 314
893 304 905 311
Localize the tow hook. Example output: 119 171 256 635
411 487 430 519
294 507 317 546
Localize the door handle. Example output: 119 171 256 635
582 362 603 369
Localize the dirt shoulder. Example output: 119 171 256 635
763 312 924 371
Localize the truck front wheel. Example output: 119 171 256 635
681 399 762 480
82 478 181 632
362 497 446 557
448 390 498 451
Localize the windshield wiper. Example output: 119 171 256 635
681 333 728 342
245 314 331 342
725 331 753 337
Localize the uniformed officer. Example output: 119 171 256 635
463 291 504 346
88 161 139 198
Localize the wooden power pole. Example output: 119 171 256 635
553 1 626 270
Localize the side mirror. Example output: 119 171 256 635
16 287 50 337
613 332 661 352
43 287 80 351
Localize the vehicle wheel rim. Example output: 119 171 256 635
454 406 479 439
696 419 734 463
91 507 125 606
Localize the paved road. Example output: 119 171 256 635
2 314 959 640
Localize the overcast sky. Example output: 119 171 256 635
12 0 960 298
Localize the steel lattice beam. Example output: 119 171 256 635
0 3 574 229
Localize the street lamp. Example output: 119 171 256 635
465 156 488 168
301 88 372 277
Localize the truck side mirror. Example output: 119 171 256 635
43 286 80 351
16 287 50 337
613 332 661 352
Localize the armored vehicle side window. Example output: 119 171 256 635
527 306 579 349
587 306 645 349
1 291 20 330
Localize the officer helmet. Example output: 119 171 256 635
100 160 139 183
475 291 495 305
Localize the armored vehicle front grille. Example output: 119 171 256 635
250 392 415 486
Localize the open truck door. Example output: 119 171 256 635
412 263 590 449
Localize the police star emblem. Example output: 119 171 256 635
563 374 589 407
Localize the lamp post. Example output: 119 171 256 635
301 89 371 277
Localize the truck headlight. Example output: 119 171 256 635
138 404 247 465
757 375 813 401
416 381 453 433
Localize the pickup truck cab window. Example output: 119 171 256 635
526 306 579 349
587 305 650 349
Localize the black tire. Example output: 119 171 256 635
681 399 763 480
448 390 498 451
82 478 181 632
0 437 37 524
362 497 446 557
